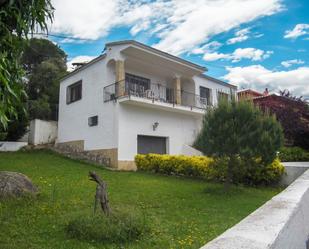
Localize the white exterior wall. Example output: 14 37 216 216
57 55 118 151
29 119 57 145
57 43 236 162
0 142 28 151
117 104 201 161
194 75 233 106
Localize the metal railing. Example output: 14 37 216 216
103 80 211 109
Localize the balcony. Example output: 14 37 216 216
103 80 210 115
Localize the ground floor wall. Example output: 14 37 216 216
117 104 202 162
56 103 203 170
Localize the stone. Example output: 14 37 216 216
0 171 38 198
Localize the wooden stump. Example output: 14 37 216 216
89 171 111 215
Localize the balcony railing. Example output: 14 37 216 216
104 80 210 110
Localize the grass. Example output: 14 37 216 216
0 150 281 249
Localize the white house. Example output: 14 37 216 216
57 40 236 170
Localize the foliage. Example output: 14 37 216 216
0 103 29 141
194 100 284 187
135 154 214 178
0 0 54 128
279 147 309 162
135 154 285 186
279 89 305 102
22 39 67 120
0 150 280 249
254 94 309 150
66 210 149 243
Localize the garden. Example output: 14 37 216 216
0 150 281 249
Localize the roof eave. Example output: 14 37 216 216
105 40 207 73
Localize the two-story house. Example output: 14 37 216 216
57 40 236 170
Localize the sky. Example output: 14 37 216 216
47 0 309 98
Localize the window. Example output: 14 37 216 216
67 80 82 104
218 91 229 102
199 86 211 105
125 73 150 95
88 115 98 126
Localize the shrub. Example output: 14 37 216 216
194 99 284 188
66 210 149 243
279 147 309 162
135 154 214 178
135 154 285 185
0 104 28 141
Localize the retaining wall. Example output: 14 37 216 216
201 169 309 249
0 142 28 151
29 119 57 145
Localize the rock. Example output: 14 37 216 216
0 171 38 198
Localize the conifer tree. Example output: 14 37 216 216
194 99 284 189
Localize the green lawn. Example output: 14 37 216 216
0 150 280 249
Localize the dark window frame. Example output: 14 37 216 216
125 73 150 94
67 80 82 104
88 115 98 127
218 91 229 102
199 86 211 105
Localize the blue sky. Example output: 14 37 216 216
49 0 309 97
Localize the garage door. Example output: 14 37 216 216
137 135 167 155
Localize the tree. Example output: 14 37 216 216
194 100 284 189
0 104 29 141
0 0 54 129
22 39 67 120
253 93 309 150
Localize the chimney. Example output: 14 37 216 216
263 88 269 96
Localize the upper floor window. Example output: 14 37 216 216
125 73 150 95
67 80 82 104
199 86 212 105
218 91 229 102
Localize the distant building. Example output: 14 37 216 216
237 89 264 101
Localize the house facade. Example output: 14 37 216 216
57 40 236 170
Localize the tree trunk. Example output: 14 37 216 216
224 156 235 191
89 171 111 215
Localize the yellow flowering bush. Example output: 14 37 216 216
135 154 214 178
135 154 285 185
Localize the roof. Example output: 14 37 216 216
105 40 207 73
237 88 263 95
60 54 106 81
60 40 236 90
199 74 237 89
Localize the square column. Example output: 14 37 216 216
115 60 125 97
174 76 181 105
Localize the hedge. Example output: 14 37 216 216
135 154 285 185
279 147 309 162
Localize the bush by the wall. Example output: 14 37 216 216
279 147 309 162
135 154 285 186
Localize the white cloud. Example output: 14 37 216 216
281 59 305 68
232 48 273 62
203 48 273 62
192 41 222 55
203 52 230 61
51 0 283 55
59 38 90 44
154 0 282 55
223 65 309 96
284 24 309 39
227 28 250 44
67 55 96 71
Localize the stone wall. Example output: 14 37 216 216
55 140 120 168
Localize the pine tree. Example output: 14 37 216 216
194 99 284 189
